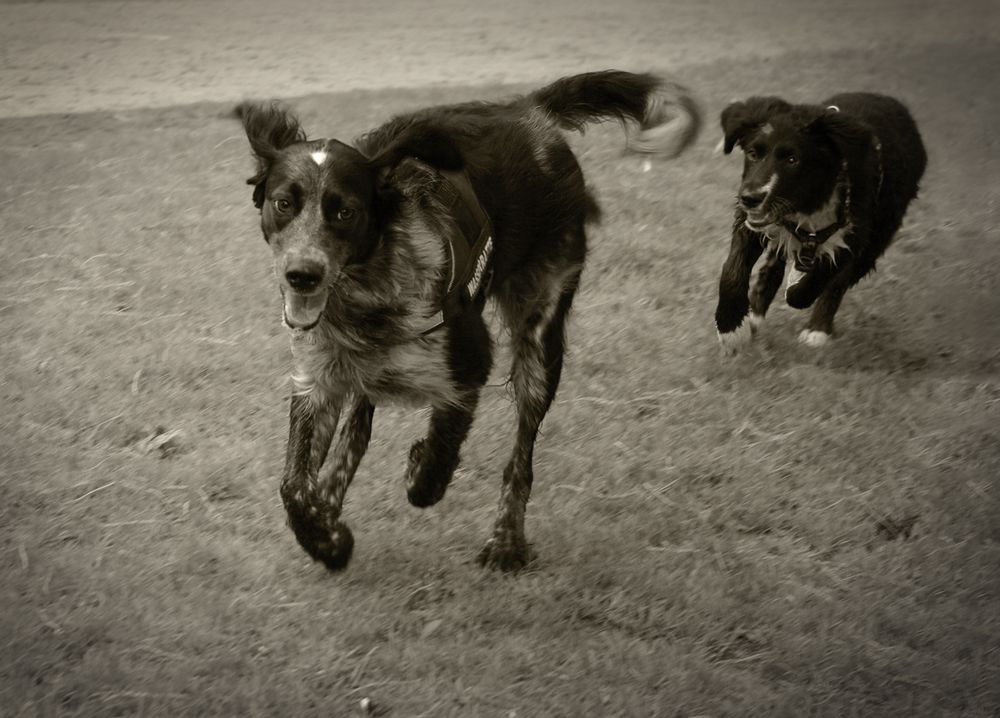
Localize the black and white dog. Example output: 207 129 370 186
714 93 927 351
236 71 699 572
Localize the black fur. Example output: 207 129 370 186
715 92 927 349
235 70 700 572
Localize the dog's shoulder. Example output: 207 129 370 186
820 92 927 191
821 93 923 149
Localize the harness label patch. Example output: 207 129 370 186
467 235 493 298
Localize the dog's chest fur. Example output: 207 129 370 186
290 328 455 407
288 195 460 409
763 186 852 265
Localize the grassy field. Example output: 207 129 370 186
2 39 998 717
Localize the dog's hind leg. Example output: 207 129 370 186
747 245 786 334
281 393 374 570
480 262 583 572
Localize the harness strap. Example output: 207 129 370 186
419 168 494 335
778 216 846 245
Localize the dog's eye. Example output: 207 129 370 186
786 155 798 166
745 148 759 161
336 208 356 221
274 198 292 214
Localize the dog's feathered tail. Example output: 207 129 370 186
527 70 701 157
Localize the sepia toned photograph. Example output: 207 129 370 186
1 0 997 715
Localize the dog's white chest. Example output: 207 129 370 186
289 328 457 408
766 224 852 266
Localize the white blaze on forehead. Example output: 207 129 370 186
310 150 328 166
761 123 774 135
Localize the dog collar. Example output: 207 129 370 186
419 168 494 335
778 217 845 245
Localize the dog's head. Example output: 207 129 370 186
236 102 464 330
720 97 871 231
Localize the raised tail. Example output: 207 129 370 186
527 70 701 157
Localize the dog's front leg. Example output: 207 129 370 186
405 391 481 508
715 221 765 354
280 393 374 570
747 244 786 334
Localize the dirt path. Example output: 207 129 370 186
0 0 993 118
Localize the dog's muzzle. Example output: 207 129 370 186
279 255 329 330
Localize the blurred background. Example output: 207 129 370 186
1 0 992 117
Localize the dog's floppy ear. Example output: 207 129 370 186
720 96 792 154
233 101 307 209
807 108 879 199
807 108 872 163
368 122 466 180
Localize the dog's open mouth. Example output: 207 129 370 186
744 210 776 231
281 289 327 331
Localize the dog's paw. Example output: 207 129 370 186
405 439 451 508
287 516 355 571
477 534 534 573
786 267 805 287
798 329 832 347
717 319 753 355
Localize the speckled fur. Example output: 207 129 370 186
236 70 700 572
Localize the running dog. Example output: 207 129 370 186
714 93 926 352
235 71 700 571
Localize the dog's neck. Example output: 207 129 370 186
782 162 850 242
763 163 853 269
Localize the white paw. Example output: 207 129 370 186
717 320 753 355
798 329 831 347
746 311 765 334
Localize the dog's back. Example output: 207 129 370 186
357 72 700 295
824 92 927 220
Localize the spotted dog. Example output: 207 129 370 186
714 93 926 352
235 71 700 571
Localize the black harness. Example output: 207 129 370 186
419 169 494 335
778 202 848 270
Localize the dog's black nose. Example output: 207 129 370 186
739 191 765 210
285 262 326 293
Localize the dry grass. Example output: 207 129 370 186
2 42 998 717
